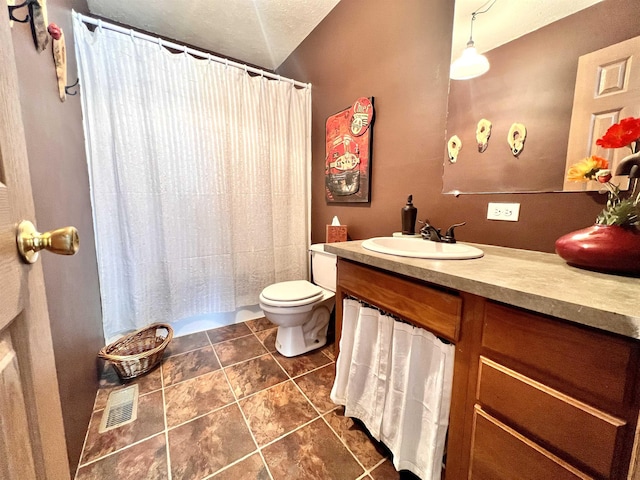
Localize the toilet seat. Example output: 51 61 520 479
260 280 324 307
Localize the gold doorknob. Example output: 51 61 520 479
17 220 79 264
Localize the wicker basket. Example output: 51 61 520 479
99 323 173 380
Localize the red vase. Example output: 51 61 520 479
555 224 640 274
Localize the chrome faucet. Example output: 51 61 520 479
419 221 466 244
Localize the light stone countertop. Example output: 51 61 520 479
324 240 640 341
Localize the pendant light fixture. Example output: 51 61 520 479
450 0 496 80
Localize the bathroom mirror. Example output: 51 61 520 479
443 0 638 194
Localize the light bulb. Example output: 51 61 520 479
450 42 490 80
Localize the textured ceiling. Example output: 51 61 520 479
452 0 604 58
86 1 605 72
86 0 341 70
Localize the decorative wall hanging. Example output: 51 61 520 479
325 97 374 203
8 0 50 52
476 118 492 153
508 122 527 157
447 135 462 163
48 23 66 101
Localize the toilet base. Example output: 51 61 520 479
275 327 327 357
273 304 331 357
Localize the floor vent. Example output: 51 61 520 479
99 384 139 433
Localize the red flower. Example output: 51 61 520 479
596 117 640 149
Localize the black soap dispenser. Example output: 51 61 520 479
402 195 417 235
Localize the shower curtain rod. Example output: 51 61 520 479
72 11 311 90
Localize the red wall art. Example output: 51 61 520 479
325 97 374 203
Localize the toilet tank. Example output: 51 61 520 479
310 244 337 292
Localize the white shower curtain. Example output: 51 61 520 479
331 299 455 480
73 17 311 340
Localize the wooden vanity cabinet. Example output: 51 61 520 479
334 259 475 480
334 259 640 480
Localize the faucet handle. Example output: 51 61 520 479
418 219 438 230
444 222 466 242
418 219 442 242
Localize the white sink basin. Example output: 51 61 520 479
361 237 484 259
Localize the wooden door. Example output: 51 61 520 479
0 10 71 480
564 35 640 191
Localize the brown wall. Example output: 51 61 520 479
11 0 103 473
278 0 633 253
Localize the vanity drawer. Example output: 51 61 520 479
477 356 625 478
337 259 461 341
469 406 589 480
481 301 637 411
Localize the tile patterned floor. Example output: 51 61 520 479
75 318 419 480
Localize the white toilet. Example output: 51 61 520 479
259 244 336 357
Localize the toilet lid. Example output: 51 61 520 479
261 280 323 304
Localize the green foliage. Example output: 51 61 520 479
596 190 640 226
